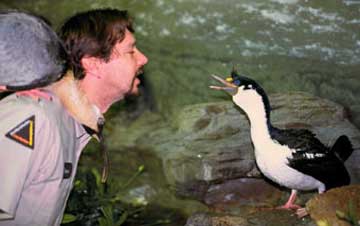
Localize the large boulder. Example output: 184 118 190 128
107 92 360 208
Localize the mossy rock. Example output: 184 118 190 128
306 185 360 226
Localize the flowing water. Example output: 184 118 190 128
2 0 359 125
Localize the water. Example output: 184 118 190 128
1 0 359 123
3 0 359 64
2 1 359 224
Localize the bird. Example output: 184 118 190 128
210 70 353 216
0 10 67 91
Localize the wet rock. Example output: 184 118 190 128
204 178 282 208
156 92 359 191
306 185 360 226
185 212 248 226
107 92 360 205
175 179 210 202
185 213 213 226
185 210 316 226
105 92 360 226
245 210 316 226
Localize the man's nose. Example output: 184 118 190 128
137 50 148 66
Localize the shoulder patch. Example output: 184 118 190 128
5 115 35 149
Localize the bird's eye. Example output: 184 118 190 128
233 80 241 86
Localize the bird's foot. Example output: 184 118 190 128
295 208 309 218
276 203 302 210
16 89 52 101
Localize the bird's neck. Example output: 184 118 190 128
244 101 273 147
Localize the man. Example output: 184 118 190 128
0 8 147 226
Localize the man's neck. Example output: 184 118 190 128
83 89 117 114
50 71 104 132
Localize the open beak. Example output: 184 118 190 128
209 74 238 96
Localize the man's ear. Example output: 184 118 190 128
81 56 101 72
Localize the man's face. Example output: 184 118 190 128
83 29 148 102
105 29 148 98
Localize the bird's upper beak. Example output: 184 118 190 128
209 74 238 96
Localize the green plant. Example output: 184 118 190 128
61 165 145 226
98 205 128 226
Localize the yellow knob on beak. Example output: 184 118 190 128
226 77 233 83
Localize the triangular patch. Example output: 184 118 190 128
5 115 35 149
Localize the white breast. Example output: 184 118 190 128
254 140 324 192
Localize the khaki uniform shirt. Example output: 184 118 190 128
0 93 91 226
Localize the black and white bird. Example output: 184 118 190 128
210 70 353 214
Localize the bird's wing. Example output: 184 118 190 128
287 151 350 190
270 128 326 152
271 128 350 190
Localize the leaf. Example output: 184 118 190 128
101 205 114 221
138 165 145 172
121 165 145 189
115 211 128 226
91 167 104 194
61 214 77 224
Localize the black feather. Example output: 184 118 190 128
270 127 351 190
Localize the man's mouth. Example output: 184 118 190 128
136 68 144 76
209 74 238 95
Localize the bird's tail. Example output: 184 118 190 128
331 135 353 162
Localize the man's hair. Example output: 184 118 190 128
59 8 134 80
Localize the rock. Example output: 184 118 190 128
204 178 282 208
105 92 360 225
306 185 360 226
185 210 317 226
107 92 360 207
244 210 316 226
148 92 360 192
185 213 213 226
185 212 248 226
176 178 283 211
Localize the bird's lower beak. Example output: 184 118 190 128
209 74 238 96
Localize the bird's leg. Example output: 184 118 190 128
16 89 52 101
277 189 302 210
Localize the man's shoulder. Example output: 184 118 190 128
0 94 58 120
0 94 71 131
